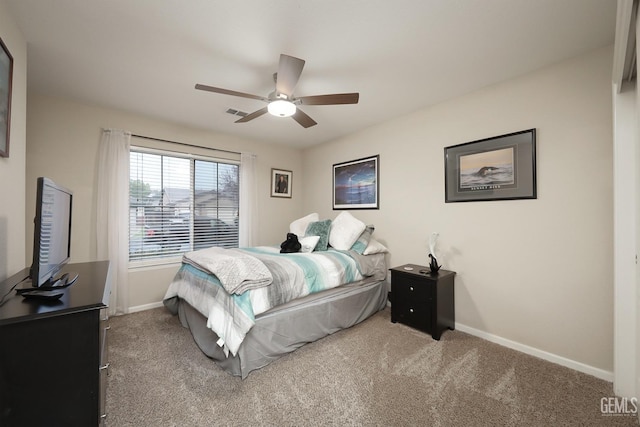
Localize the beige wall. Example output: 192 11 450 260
25 94 303 305
0 0 27 281
301 46 614 374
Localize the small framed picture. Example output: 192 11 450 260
0 37 13 158
271 168 292 198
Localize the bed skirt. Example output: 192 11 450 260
172 277 388 379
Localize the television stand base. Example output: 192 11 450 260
15 271 79 294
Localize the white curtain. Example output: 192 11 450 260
239 152 258 247
96 129 131 315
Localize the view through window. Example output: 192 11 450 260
129 149 239 261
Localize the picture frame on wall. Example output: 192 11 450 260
444 129 536 202
0 37 13 158
271 168 292 198
333 155 379 210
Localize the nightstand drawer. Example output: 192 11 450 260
392 278 433 302
392 301 429 331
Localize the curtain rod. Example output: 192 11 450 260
131 133 241 156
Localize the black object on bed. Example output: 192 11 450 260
279 232 302 253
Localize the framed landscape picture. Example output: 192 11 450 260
333 155 379 209
0 37 13 158
444 129 536 202
271 168 292 198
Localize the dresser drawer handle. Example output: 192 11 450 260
409 308 414 313
409 286 414 291
100 363 111 376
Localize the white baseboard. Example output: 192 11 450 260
455 323 613 382
128 301 164 313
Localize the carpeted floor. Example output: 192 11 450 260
106 307 638 426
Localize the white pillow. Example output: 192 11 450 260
299 236 321 253
329 212 366 250
363 237 389 255
290 213 319 237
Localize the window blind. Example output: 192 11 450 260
129 148 239 261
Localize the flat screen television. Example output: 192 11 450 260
29 177 73 288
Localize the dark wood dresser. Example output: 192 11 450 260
390 264 455 340
0 261 111 426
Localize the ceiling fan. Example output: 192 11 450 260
195 54 359 128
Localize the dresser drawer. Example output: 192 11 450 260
99 308 110 425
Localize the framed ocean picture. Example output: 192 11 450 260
444 129 536 202
333 155 379 209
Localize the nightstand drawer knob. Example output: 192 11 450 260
409 286 414 291
409 308 414 313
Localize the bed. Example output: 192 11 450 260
163 241 388 378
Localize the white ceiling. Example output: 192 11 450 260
5 0 616 148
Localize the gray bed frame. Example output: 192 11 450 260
172 277 388 379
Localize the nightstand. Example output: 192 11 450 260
390 264 455 340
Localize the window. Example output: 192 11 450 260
129 148 239 261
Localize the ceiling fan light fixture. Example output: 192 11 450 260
195 54 358 128
268 99 296 117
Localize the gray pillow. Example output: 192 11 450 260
351 225 375 254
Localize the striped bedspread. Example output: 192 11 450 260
163 246 383 356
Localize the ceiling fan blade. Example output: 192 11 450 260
291 108 317 128
235 107 269 123
297 93 360 105
195 84 268 102
276 54 305 98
